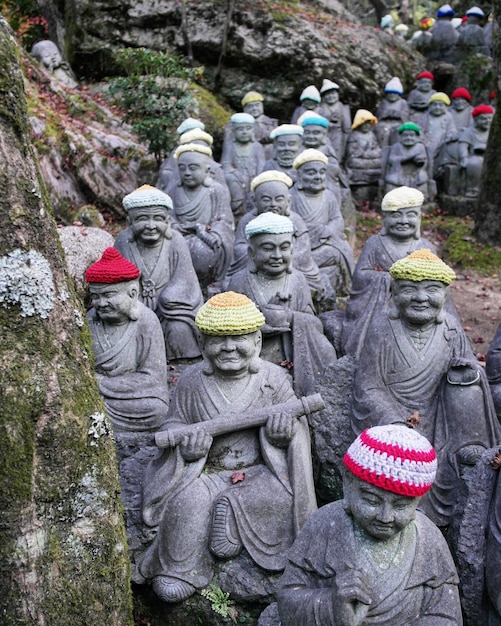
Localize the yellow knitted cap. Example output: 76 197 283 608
390 249 456 284
251 170 293 192
195 292 265 336
179 128 214 146
352 109 378 130
293 148 329 169
381 186 424 212
174 143 213 160
241 91 264 106
429 92 451 106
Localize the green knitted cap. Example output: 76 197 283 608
390 249 456 284
195 292 265 336
398 122 421 135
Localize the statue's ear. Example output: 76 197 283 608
248 244 257 273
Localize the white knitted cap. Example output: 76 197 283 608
293 148 328 169
245 212 294 240
270 124 304 139
231 112 255 125
251 171 293 192
300 85 321 103
176 117 205 135
123 185 173 211
385 77 404 94
320 79 340 94
381 186 424 212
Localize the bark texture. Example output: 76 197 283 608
0 17 133 626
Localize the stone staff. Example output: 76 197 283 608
154 392 325 449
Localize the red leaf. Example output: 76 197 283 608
231 472 245 484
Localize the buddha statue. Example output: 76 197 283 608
317 79 351 162
375 77 409 147
345 109 382 201
262 124 304 183
458 104 494 197
290 85 321 124
31 39 77 88
407 71 436 126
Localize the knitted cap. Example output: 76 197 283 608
293 148 329 169
472 104 494 117
245 212 294 240
419 17 435 29
389 249 456 284
351 109 378 130
300 85 321 103
270 124 304 139
451 87 472 102
437 4 454 17
380 14 394 28
123 184 173 211
466 6 485 17
231 112 255 125
398 121 421 135
320 79 339 94
241 91 264 106
343 425 437 497
381 186 424 211
385 77 404 94
251 170 293 192
179 128 214 146
85 247 140 284
176 117 205 135
417 70 434 80
174 143 212 160
394 24 409 33
429 92 451 105
299 112 329 128
195 291 265 336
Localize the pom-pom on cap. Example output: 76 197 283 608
293 148 329 169
231 112 255 125
381 186 424 212
85 247 140 284
195 291 265 336
417 70 434 80
385 77 404 94
429 92 451 105
176 117 205 135
245 212 294 240
343 425 437 497
251 171 293 192
298 112 329 128
179 128 214 146
320 79 340 94
241 91 264 107
174 143 213 161
270 124 304 139
437 4 454 17
300 85 321 103
351 109 378 130
398 121 421 135
472 104 494 117
123 185 173 211
451 87 472 102
390 249 456 284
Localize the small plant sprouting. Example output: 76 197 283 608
201 582 238 623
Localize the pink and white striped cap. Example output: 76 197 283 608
343 425 437 497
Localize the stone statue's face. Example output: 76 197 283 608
428 101 447 116
385 91 400 102
417 78 433 92
297 160 327 193
452 97 469 111
302 124 326 148
89 281 138 325
392 279 447 326
233 123 254 144
254 181 290 215
244 101 264 118
357 121 372 134
322 90 339 105
177 152 210 189
32 41 62 71
399 130 419 147
249 232 293 278
302 98 318 111
474 113 493 131
202 331 261 376
344 475 419 541
128 205 170 246
274 135 302 167
382 207 421 240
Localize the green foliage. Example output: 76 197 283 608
201 583 238 623
0 0 48 49
107 48 203 165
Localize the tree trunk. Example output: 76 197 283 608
474 1 501 244
369 0 389 24
0 19 133 626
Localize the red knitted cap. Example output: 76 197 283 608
85 247 140 283
417 71 434 80
472 104 494 117
451 87 472 102
343 425 437 497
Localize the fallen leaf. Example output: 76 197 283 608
231 472 245 484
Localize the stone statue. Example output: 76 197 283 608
169 143 234 289
221 112 265 219
345 110 382 201
411 17 434 56
487 322 501 417
290 149 355 297
224 170 330 309
420 92 458 174
317 79 351 162
85 247 169 431
277 424 463 626
341 187 435 358
407 71 436 126
262 124 304 183
375 77 409 147
227 213 337 395
114 185 204 361
31 40 77 88
380 122 432 199
456 6 489 60
291 85 321 124
457 104 494 197
427 5 459 62
351 249 501 527
241 91 278 159
380 13 395 33
450 88 474 132
136 291 318 602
